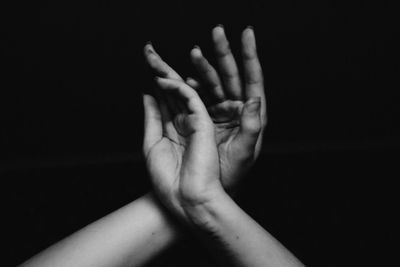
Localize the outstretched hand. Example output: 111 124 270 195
144 26 266 191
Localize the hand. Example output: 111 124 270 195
142 78 222 221
144 26 266 192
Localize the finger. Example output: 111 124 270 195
153 89 177 136
241 26 267 126
186 76 212 106
144 43 183 81
234 97 262 152
212 25 242 100
151 79 181 116
143 94 163 154
156 77 208 115
186 77 201 90
190 46 225 102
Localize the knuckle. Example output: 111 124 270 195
246 77 261 85
222 70 239 80
243 49 256 60
216 45 232 57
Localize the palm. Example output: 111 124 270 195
142 80 220 217
147 123 217 218
146 136 183 211
207 98 258 191
146 114 195 199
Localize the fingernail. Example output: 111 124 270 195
216 24 225 32
146 42 154 54
192 45 202 56
247 25 254 30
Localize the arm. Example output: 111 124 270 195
21 25 299 267
20 26 264 266
145 21 305 263
149 78 304 267
184 191 305 267
20 193 180 267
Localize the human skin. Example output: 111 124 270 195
20 26 303 267
144 26 266 191
143 26 304 266
146 76 303 267
20 26 266 267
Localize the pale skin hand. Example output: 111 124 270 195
18 27 300 267
144 25 266 191
143 77 224 221
145 76 304 267
145 27 304 267
18 27 266 267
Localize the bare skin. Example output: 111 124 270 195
20 26 304 267
144 25 266 191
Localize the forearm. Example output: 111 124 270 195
20 193 180 267
184 192 305 267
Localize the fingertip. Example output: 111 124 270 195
143 92 152 99
143 93 156 105
241 108 262 138
154 76 163 85
212 25 225 41
242 26 255 42
186 77 200 89
213 24 224 32
245 25 254 34
142 93 148 101
143 94 159 120
144 42 155 54
154 77 177 90
186 76 195 83
191 45 202 58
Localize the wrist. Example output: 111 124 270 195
179 178 222 202
180 188 231 230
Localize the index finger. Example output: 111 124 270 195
144 43 183 81
155 77 208 115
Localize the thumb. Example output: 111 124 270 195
234 97 262 152
143 94 163 155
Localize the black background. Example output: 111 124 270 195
1 1 399 266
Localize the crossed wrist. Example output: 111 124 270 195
179 187 230 230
